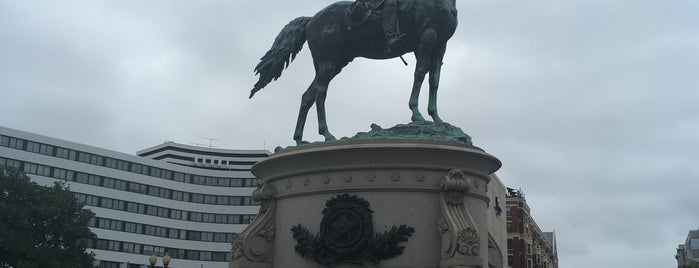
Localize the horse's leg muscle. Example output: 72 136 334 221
314 61 343 142
428 44 446 123
294 79 319 145
409 28 437 122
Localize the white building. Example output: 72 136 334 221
0 126 269 268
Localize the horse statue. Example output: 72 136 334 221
250 0 458 145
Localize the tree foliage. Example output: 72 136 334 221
681 261 699 268
0 167 96 268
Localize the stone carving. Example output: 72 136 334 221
231 183 277 268
249 0 460 145
367 173 377 182
439 169 483 268
291 194 415 265
456 228 480 256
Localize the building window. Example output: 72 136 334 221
124 222 142 234
190 212 203 222
168 229 179 239
507 223 512 232
691 238 699 249
204 195 216 204
122 242 139 254
100 261 121 268
186 250 200 260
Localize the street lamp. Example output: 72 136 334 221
163 252 171 268
149 254 157 268
148 252 172 268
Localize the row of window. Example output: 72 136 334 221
194 157 254 166
1 157 260 206
0 134 259 187
88 238 231 262
97 261 122 268
507 255 552 268
75 193 256 224
89 217 238 243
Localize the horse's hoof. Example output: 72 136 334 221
433 117 444 124
324 134 337 142
295 140 310 146
411 114 426 122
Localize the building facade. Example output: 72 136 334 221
677 228 699 266
487 174 508 268
0 126 269 268
505 188 558 268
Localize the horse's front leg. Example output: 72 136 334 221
427 44 447 123
409 28 437 122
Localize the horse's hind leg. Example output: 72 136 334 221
314 61 344 142
409 28 437 122
427 44 447 123
293 80 319 145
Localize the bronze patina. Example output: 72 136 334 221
251 0 458 145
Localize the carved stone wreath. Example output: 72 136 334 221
291 194 415 265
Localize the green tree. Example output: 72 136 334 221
680 261 699 268
0 167 96 268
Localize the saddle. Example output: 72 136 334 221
347 0 414 28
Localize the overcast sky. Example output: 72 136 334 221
1 1 698 267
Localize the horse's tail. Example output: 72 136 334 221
250 16 312 98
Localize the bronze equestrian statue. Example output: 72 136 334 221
250 0 458 145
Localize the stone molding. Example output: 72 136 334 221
439 169 483 268
230 183 277 268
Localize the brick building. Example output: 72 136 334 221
505 188 558 268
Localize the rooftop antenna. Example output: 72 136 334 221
201 137 220 148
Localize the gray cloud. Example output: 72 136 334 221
1 1 698 267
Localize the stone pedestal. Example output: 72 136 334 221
231 140 501 268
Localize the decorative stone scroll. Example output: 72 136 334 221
439 169 483 268
231 183 277 268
